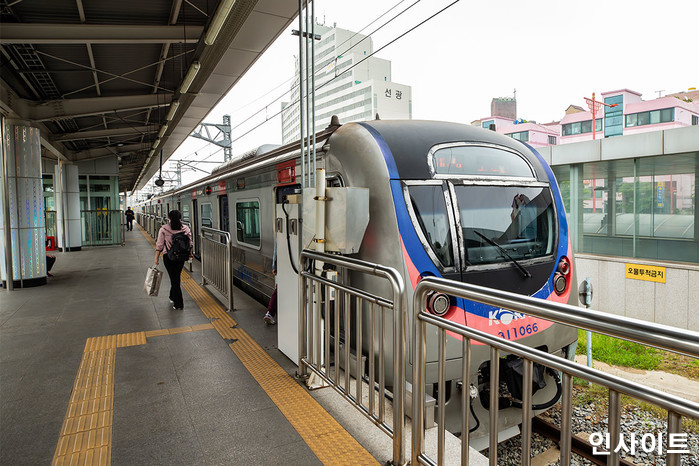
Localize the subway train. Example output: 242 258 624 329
138 118 578 446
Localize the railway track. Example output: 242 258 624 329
531 416 636 466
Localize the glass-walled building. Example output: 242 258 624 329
552 153 697 263
541 125 699 330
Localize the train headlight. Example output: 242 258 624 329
427 292 451 316
553 273 567 294
557 256 571 275
553 256 570 295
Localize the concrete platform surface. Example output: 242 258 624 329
1 224 486 465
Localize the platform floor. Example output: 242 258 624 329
0 225 385 465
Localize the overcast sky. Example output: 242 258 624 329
160 0 698 187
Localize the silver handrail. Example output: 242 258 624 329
412 276 699 466
182 221 193 272
200 226 233 312
121 212 126 246
300 250 406 465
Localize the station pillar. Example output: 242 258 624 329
0 119 47 288
54 162 81 251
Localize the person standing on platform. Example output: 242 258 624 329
125 206 135 231
154 210 192 310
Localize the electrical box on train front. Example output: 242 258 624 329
302 187 369 254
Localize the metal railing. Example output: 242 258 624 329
137 213 153 237
200 226 233 312
182 221 193 272
137 214 192 271
80 209 124 246
299 250 407 465
412 276 699 466
45 210 57 238
155 215 167 237
121 215 126 246
140 213 166 239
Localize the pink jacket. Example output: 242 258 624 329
156 223 193 253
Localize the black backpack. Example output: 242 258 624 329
167 231 190 262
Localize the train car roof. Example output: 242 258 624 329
150 126 338 200
358 120 549 181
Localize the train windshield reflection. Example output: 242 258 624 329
408 185 454 267
455 185 555 266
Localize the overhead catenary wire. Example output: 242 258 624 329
230 0 461 146
227 0 425 140
163 143 223 172
333 0 420 62
226 0 414 127
155 0 457 187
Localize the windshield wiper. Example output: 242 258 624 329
474 231 531 278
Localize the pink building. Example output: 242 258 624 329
500 121 560 148
471 116 560 148
623 96 698 136
559 89 699 144
474 88 699 146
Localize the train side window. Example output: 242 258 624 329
201 203 213 228
236 199 261 248
182 204 190 222
407 185 454 267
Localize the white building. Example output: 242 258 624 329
281 25 412 144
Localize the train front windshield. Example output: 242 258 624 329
408 184 555 269
455 185 554 266
408 143 556 271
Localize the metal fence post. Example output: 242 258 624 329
226 235 233 312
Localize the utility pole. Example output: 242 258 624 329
584 92 618 140
190 115 232 161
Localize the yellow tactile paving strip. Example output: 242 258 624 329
52 327 212 465
53 335 121 465
140 223 378 464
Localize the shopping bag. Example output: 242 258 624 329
144 266 164 296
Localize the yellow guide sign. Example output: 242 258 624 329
625 263 666 283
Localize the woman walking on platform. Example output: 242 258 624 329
154 210 192 310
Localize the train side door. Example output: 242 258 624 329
192 198 200 257
219 194 230 234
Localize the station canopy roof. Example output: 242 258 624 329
0 0 298 191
